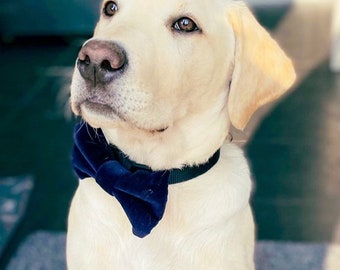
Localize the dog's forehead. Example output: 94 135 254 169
99 0 228 19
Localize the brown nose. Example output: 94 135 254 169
77 40 127 85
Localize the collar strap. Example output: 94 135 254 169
111 145 220 184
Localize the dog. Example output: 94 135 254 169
67 0 295 269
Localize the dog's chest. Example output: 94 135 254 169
68 143 253 269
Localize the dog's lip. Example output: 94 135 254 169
80 99 169 134
87 95 109 106
155 127 168 132
81 99 118 119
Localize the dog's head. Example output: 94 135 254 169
70 0 295 169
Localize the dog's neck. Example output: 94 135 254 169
111 144 221 184
102 96 230 171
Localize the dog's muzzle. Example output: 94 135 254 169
77 40 127 85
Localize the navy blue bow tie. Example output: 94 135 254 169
71 122 220 238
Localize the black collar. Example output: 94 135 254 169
112 145 221 184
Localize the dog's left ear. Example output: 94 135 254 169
227 3 296 130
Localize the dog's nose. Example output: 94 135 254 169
77 40 127 85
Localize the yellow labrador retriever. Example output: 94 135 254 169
67 0 295 269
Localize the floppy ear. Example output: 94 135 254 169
227 3 296 130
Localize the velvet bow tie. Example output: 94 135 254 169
71 122 220 238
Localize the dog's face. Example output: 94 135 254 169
71 0 234 132
70 0 295 169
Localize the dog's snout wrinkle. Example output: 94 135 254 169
77 40 127 85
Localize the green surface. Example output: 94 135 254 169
0 39 80 267
247 62 340 241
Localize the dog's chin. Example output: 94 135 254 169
78 101 120 129
78 101 168 133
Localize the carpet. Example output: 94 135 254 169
6 231 340 270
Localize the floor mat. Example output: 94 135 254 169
7 231 66 270
6 231 340 270
0 176 34 256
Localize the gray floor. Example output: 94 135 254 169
6 231 340 270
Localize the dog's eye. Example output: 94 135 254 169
103 1 118 17
172 17 200 33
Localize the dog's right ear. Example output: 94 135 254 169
226 2 296 130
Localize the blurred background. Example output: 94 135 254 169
0 0 340 269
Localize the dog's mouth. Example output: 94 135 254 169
81 97 119 119
87 95 110 106
78 98 168 134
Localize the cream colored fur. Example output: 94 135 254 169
67 0 295 269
